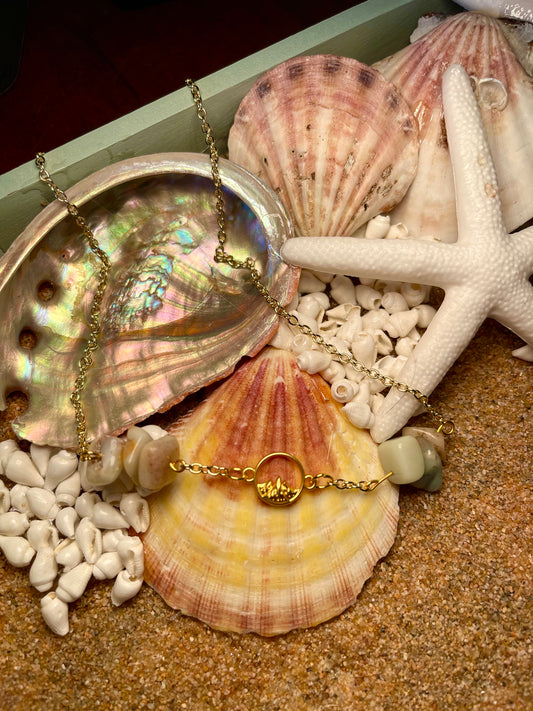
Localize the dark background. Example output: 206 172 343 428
0 0 360 175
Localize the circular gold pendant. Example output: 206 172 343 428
253 452 305 507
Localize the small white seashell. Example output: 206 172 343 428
372 329 394 356
385 222 409 239
0 439 19 475
330 379 357 403
414 304 437 328
296 349 332 375
44 450 78 490
27 519 59 551
319 360 345 383
355 284 381 311
298 270 327 293
30 443 56 477
371 393 386 414
386 310 419 339
93 551 124 580
102 528 129 552
268 319 295 350
297 294 323 320
381 291 409 314
90 501 128 530
26 487 59 520
326 337 351 355
0 534 35 567
74 491 101 519
395 336 418 358
123 427 152 483
361 309 389 331
54 539 84 572
351 332 377 368
400 282 430 307
406 326 421 343
0 480 10 514
84 435 124 488
54 470 81 507
325 303 358 322
140 424 168 440
318 319 338 336
0 511 30 536
342 401 375 429
306 291 330 309
330 275 356 305
310 270 333 285
55 507 80 539
117 536 144 579
336 309 363 342
41 591 69 636
111 570 143 606
75 516 103 564
56 561 93 603
390 355 408 380
29 546 58 592
119 493 150 534
353 380 371 404
365 214 390 240
8 484 30 515
289 311 318 333
5 450 44 487
290 334 315 355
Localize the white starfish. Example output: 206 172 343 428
281 64 533 443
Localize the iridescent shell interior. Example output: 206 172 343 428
0 154 298 448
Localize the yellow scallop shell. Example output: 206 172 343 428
143 348 398 635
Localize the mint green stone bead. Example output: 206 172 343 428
377 435 424 485
411 438 443 492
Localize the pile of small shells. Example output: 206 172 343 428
270 215 438 429
0 424 174 635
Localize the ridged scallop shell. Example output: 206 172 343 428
228 54 419 237
143 347 398 635
373 11 533 242
0 154 298 448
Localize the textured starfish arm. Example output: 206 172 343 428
443 64 506 242
513 226 533 273
489 278 533 353
281 237 467 287
370 287 489 442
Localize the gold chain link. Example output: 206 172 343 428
35 152 110 461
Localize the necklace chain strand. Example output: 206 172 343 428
186 79 454 436
35 152 111 461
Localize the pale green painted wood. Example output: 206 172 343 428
0 0 460 254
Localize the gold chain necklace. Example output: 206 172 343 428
34 79 453 506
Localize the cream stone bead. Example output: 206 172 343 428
137 435 181 493
83 435 124 488
123 427 152 484
377 436 424 484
